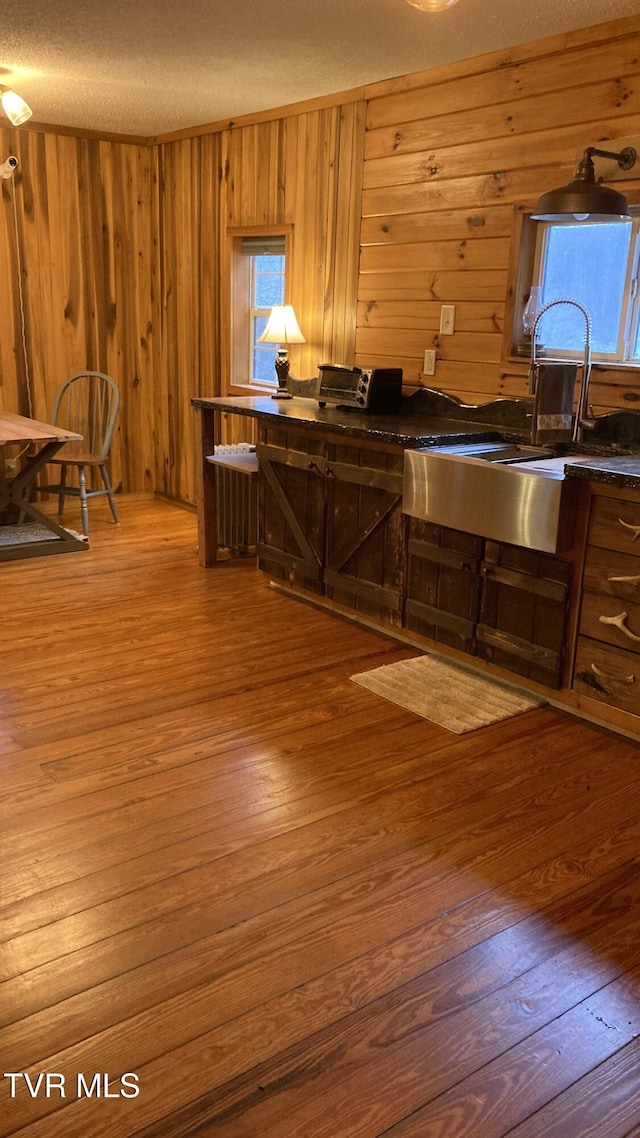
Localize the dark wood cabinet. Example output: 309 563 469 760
257 427 326 594
405 522 571 688
257 426 405 626
476 541 571 688
323 439 405 625
405 520 483 654
573 490 640 714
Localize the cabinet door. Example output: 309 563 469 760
257 429 326 595
476 542 571 688
405 519 483 653
323 441 405 626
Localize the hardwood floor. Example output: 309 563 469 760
2 495 640 1137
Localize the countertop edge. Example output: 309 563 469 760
193 396 640 490
191 395 513 449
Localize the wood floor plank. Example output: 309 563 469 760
9 889 640 1138
502 1039 640 1137
379 976 640 1136
4 774 640 1066
2 497 640 1137
0 715 628 978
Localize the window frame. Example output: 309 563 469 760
227 224 294 393
249 249 286 384
504 193 640 368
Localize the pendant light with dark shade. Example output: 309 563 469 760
532 146 636 222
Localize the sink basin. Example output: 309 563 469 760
403 444 591 553
420 441 556 463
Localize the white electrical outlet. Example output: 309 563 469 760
423 350 436 376
440 305 456 335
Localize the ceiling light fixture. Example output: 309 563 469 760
532 146 636 222
0 86 32 127
406 0 461 11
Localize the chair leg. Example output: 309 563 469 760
57 465 67 515
78 466 89 537
100 465 120 524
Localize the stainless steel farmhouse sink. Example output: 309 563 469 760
403 443 595 553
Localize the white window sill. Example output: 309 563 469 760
229 381 277 395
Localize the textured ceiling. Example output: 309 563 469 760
1 0 639 138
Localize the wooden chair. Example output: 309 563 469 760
28 372 120 537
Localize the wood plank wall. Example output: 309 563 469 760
0 101 365 503
2 14 640 507
0 129 157 497
355 14 640 413
156 101 365 500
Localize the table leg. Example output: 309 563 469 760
195 406 222 566
0 441 88 559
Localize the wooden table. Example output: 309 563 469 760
0 412 88 560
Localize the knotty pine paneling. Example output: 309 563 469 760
156 134 223 502
158 101 365 490
0 99 365 507
0 128 157 497
356 15 640 407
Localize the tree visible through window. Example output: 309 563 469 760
250 253 285 383
530 215 640 361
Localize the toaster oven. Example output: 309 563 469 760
316 364 403 413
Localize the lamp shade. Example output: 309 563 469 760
258 305 305 345
0 89 32 127
532 150 630 222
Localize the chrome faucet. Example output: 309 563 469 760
528 298 592 444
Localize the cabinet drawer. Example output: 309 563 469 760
582 544 640 601
574 636 640 714
588 495 640 554
579 589 640 656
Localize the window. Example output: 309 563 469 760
229 230 290 389
250 248 285 383
524 212 640 363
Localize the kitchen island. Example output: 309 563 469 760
192 393 515 620
192 393 640 740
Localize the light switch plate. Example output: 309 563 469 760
440 305 456 335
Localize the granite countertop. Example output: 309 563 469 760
191 395 520 449
564 454 640 490
192 392 640 489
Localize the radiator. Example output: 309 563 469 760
212 444 258 553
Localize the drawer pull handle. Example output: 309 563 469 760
608 574 640 584
618 519 640 541
598 611 640 643
589 662 635 685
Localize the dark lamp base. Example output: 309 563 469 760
272 350 292 399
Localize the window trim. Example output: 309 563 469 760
226 224 294 393
504 193 640 369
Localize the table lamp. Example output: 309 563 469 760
258 305 305 399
